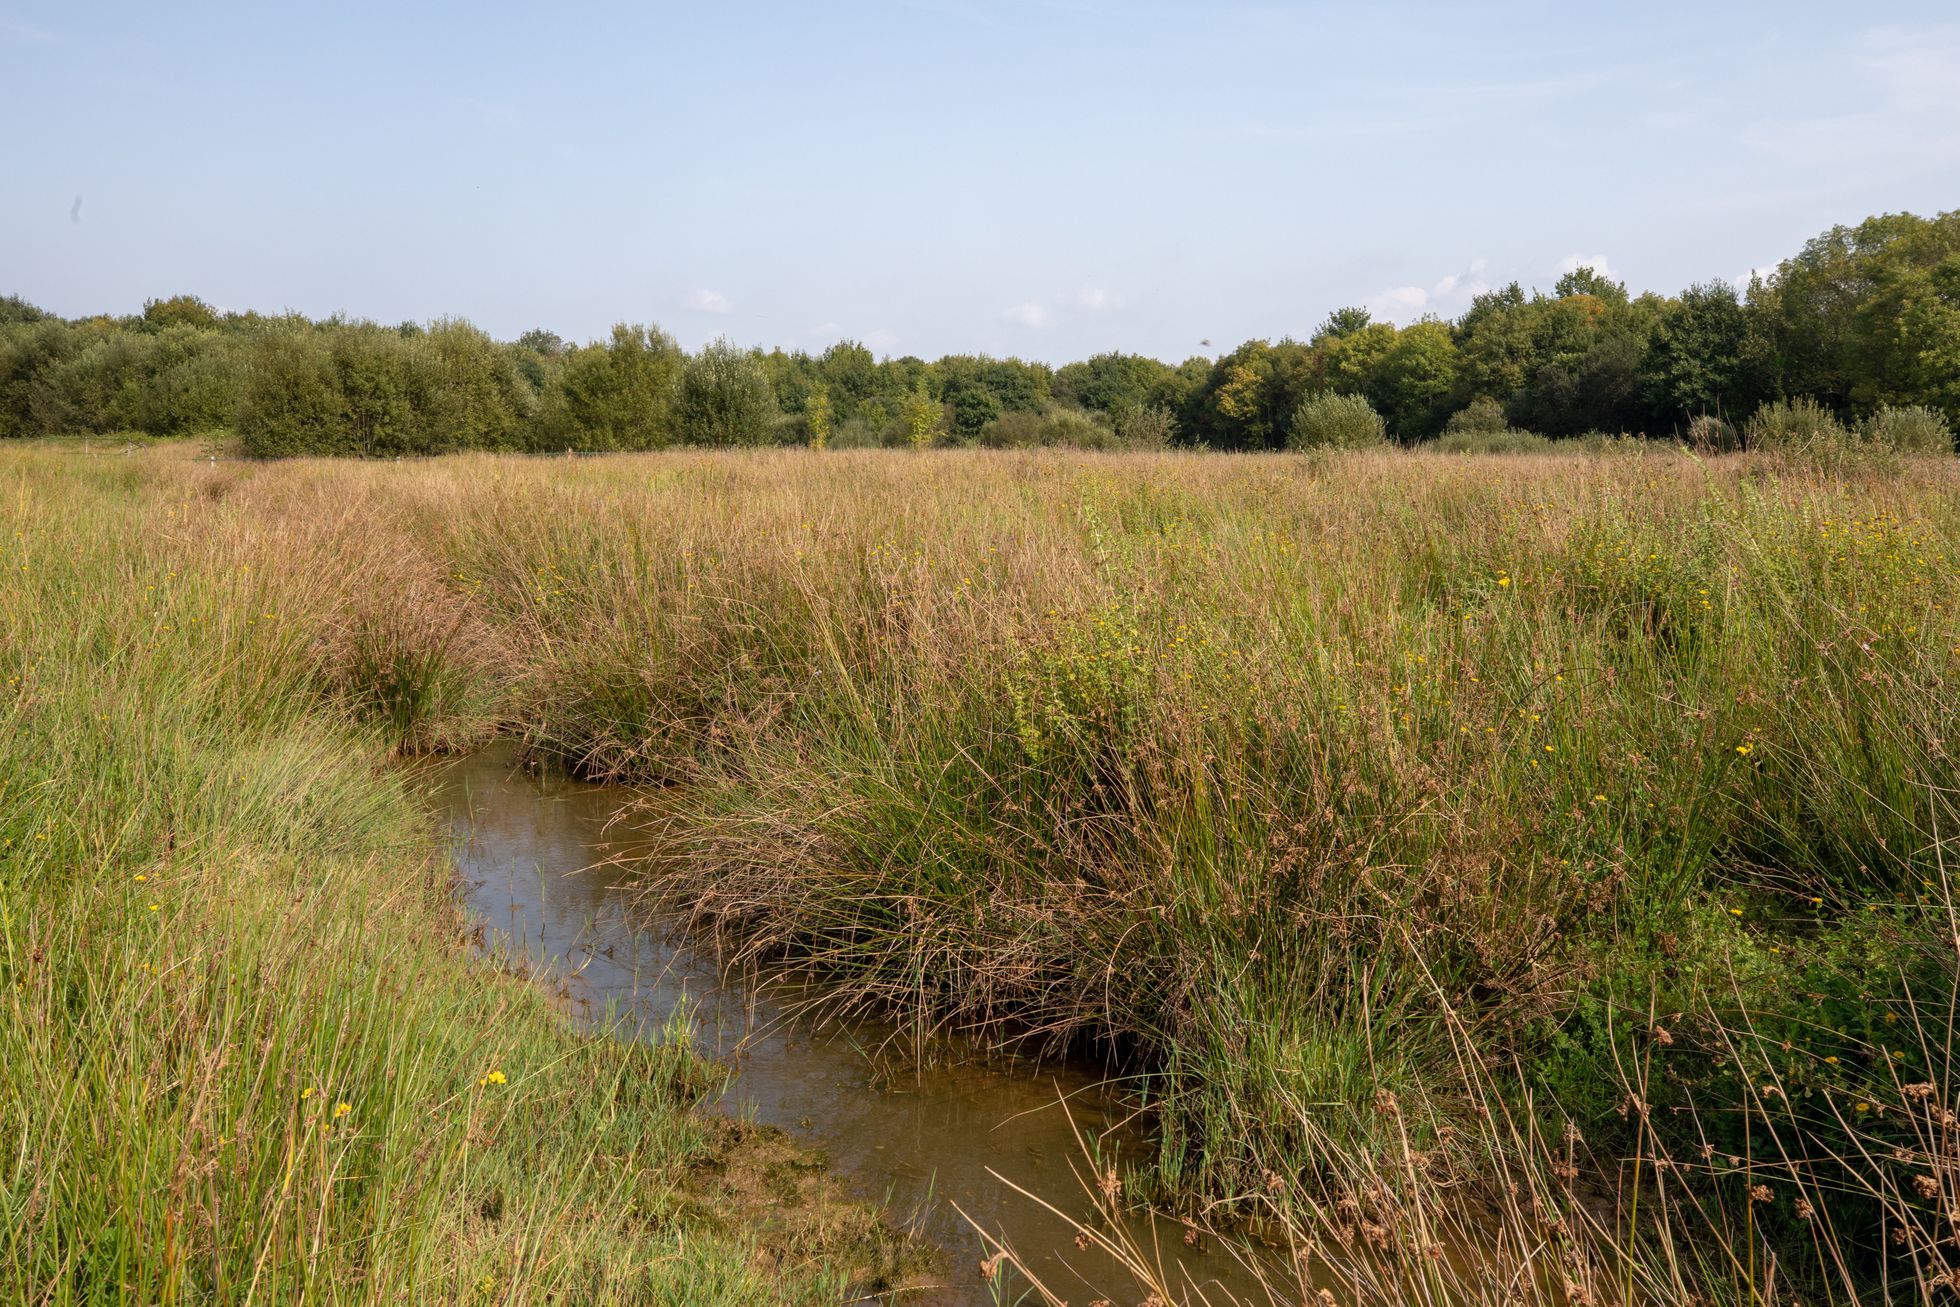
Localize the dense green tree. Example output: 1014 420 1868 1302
540 324 684 451
1552 267 1628 305
1365 320 1458 439
939 369 1001 439
804 384 834 449
328 327 417 455
237 330 347 456
1054 352 1167 417
1641 281 1753 428
1451 283 1537 408
676 338 778 447
0 321 84 436
140 295 220 333
411 319 529 452
818 341 880 419
900 383 944 449
4 207 1956 454
0 295 53 327
1746 211 1960 417
1185 339 1317 449
134 326 243 435
1316 306 1373 339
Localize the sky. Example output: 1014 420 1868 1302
2 1 1957 363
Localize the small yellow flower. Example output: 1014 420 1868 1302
1729 907 1743 917
1824 1056 1840 1065
134 873 148 882
1497 575 1511 588
1736 743 1753 755
480 1069 507 1087
1855 1101 1870 1113
148 903 160 912
333 1102 351 1118
301 1087 316 1100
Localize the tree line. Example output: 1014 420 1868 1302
1 209 1954 455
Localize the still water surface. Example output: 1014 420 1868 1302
437 745 1278 1305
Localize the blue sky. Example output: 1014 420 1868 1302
3 2 1956 362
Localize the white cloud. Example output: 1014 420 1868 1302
861 328 900 353
1367 258 1490 325
1003 300 1053 329
1731 263 1781 292
1555 253 1617 282
1370 285 1430 319
1003 288 1125 331
684 289 733 314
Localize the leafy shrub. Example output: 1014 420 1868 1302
0 321 87 437
238 331 348 457
535 323 683 452
1443 396 1511 435
132 327 244 435
1685 413 1737 453
826 416 889 450
1287 391 1386 450
411 319 531 453
326 326 417 456
1745 397 1850 455
977 407 1119 449
1864 404 1953 454
675 338 778 447
1114 403 1176 449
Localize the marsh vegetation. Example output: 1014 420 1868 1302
5 438 1959 1302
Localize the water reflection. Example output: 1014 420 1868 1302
438 745 1275 1305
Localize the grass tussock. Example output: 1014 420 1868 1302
6 441 1960 1301
0 449 920 1303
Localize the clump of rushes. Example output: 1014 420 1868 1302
449 446 1959 1299
0 449 919 1303
7 442 1960 1302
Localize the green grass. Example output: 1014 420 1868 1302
0 450 917 1303
7 441 1960 1302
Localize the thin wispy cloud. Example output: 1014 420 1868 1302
1734 22 1960 169
1368 259 1490 325
1003 288 1122 331
0 17 57 43
684 289 733 314
1003 300 1052 329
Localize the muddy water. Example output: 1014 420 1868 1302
437 746 1279 1305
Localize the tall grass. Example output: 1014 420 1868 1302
434 446 1960 1298
7 442 1959 1301
0 449 915 1303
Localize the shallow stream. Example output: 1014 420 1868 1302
436 745 1278 1305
